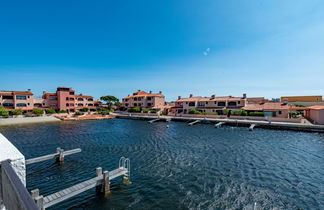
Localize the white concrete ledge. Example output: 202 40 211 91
0 116 60 126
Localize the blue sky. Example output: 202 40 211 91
1 0 324 101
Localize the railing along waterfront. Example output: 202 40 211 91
0 160 39 210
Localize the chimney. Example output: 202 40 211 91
43 91 46 95
138 89 141 92
211 94 216 98
128 94 130 96
159 91 162 94
149 90 152 94
189 94 193 98
243 93 247 98
178 96 181 100
27 89 31 92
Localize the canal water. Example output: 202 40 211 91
0 119 323 209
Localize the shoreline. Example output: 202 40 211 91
114 113 324 133
0 116 61 126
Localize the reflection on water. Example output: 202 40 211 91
1 119 323 209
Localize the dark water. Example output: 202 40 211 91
0 119 324 210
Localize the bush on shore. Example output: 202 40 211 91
0 106 9 117
74 111 84 116
59 110 68 113
188 109 201 114
33 109 44 116
128 107 141 113
12 109 23 115
80 108 89 112
248 111 264 117
45 109 56 114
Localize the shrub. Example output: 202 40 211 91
45 109 56 114
232 110 241 116
98 110 110 115
249 112 264 117
0 106 9 117
150 109 157 113
59 110 68 113
80 108 89 112
33 109 44 116
142 109 149 113
118 107 127 111
188 109 201 114
74 111 84 116
128 107 141 113
240 110 248 116
12 109 23 115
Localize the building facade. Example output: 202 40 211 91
122 90 165 110
281 95 322 103
304 106 324 124
0 87 101 112
171 94 248 115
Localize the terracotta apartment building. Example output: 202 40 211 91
122 90 165 110
0 87 101 112
170 93 267 115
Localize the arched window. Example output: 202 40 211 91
218 102 226 107
78 103 83 106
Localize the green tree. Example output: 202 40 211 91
100 95 119 108
45 109 56 114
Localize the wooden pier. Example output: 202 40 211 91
188 120 200 126
26 147 81 165
32 157 131 209
249 124 256 131
215 122 225 128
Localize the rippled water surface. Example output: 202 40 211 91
1 119 324 209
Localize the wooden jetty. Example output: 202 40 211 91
188 120 200 126
215 122 225 128
249 124 256 131
148 118 161 123
31 157 131 210
26 147 81 165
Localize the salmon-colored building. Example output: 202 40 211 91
304 106 324 124
0 87 101 112
122 90 165 110
242 102 294 118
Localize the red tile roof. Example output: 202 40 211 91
243 102 294 111
307 105 324 110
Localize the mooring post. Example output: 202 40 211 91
103 171 110 196
31 189 45 210
56 147 64 164
96 167 102 194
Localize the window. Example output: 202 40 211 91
49 96 57 100
88 103 94 106
3 96 13 99
147 103 152 107
66 97 69 100
3 103 13 107
134 103 137 106
16 95 27 100
198 102 205 106
134 98 138 101
69 98 74 101
16 103 27 107
88 98 93 101
77 98 84 101
57 87 70 91
228 102 237 106
138 97 142 101
69 92 74 95
147 97 152 100
238 101 240 104
125 103 129 106
189 102 195 106
279 111 282 114
78 103 83 106
218 102 226 106
70 103 74 106
66 103 69 107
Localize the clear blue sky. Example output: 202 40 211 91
1 0 324 101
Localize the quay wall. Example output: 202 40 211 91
114 113 324 133
0 116 60 126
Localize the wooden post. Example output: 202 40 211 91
103 171 110 196
95 167 102 194
31 189 44 210
56 147 64 164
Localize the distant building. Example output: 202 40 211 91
281 95 322 103
242 102 294 118
304 105 324 124
122 90 165 110
0 87 101 112
171 93 248 115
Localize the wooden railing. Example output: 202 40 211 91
0 160 39 210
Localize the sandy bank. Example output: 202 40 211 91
0 116 60 126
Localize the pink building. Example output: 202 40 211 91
42 87 101 112
304 106 324 124
0 87 101 112
122 90 165 110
